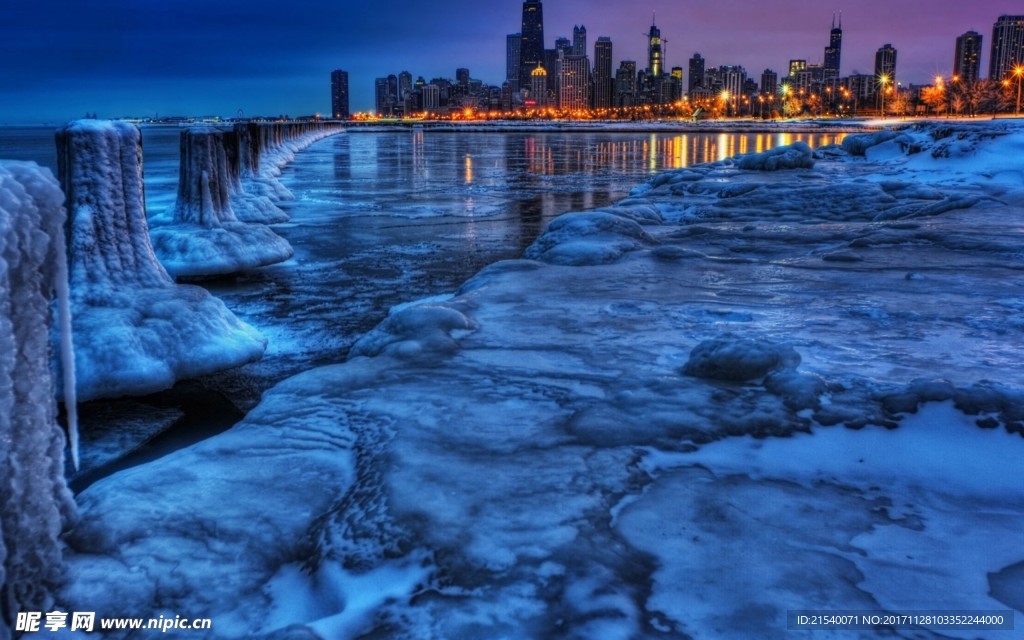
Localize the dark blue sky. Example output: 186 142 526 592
1 0 1020 123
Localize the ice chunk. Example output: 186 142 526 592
841 129 902 156
735 140 815 170
683 334 800 382
56 120 267 400
524 211 655 266
0 160 77 631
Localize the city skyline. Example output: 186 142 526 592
1 0 1022 123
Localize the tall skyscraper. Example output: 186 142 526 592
330 69 349 119
559 55 590 110
989 15 1024 81
824 13 843 79
593 37 613 108
875 44 897 85
573 25 587 56
689 53 705 92
761 69 778 96
954 31 983 82
456 68 470 88
647 20 663 78
507 33 522 92
519 0 545 92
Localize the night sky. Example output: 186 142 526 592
1 0 1020 123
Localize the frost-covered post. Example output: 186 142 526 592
173 127 239 227
0 161 77 639
56 120 267 400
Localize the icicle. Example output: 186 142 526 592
53 218 79 471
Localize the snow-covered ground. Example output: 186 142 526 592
56 121 1024 639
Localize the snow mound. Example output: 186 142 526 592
736 141 815 171
683 334 801 381
56 120 267 400
349 302 475 359
524 211 656 266
0 161 77 630
841 129 903 156
151 128 294 278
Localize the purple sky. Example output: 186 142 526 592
0 0 1019 123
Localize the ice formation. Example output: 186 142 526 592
150 127 294 278
61 123 1024 638
56 120 267 401
0 161 76 638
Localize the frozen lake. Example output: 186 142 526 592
0 125 846 480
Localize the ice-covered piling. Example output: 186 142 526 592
0 161 77 636
56 120 267 401
233 121 344 203
150 127 294 277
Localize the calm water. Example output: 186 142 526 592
1 125 845 478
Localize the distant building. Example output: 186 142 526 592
875 43 898 85
670 66 684 101
519 0 545 93
593 37 613 108
824 13 843 79
789 59 807 77
573 25 587 57
530 65 548 107
989 15 1024 81
456 68 470 89
507 33 522 92
689 53 705 92
398 71 413 101
374 77 391 115
422 84 440 112
761 69 778 96
559 54 590 110
330 69 349 119
954 31 983 82
615 60 637 107
720 65 747 100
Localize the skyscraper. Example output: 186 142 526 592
507 33 522 92
593 37 613 108
330 69 349 119
954 31 983 82
689 53 705 92
530 65 548 107
789 59 807 77
874 44 897 85
989 15 1024 81
519 0 545 93
824 13 842 79
456 68 470 88
573 25 587 57
374 77 390 115
647 20 663 78
615 60 637 107
398 71 413 100
559 54 590 110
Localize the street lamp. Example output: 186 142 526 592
1014 66 1024 116
878 74 890 115
720 90 730 118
